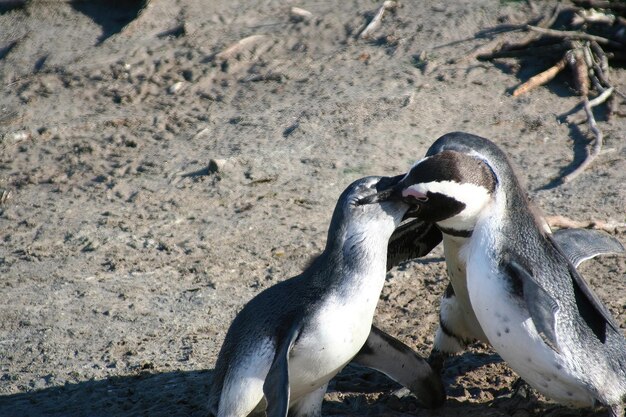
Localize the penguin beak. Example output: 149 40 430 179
356 174 404 205
362 174 430 218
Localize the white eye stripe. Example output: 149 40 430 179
407 180 489 199
409 180 492 231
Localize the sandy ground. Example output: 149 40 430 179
0 0 624 416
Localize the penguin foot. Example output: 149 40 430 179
426 349 447 375
491 377 538 414
511 377 535 400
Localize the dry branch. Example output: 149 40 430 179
588 87 614 107
477 2 625 184
527 26 624 48
572 0 626 14
561 98 603 184
360 1 397 39
512 57 567 97
567 48 590 96
215 35 267 61
546 215 626 232
290 7 313 22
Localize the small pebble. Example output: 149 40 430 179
168 81 185 94
290 7 313 22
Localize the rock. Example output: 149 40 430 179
290 7 313 23
207 158 238 175
168 81 185 94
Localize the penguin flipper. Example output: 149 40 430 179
386 219 443 270
547 234 620 341
507 260 561 353
352 325 446 408
552 228 624 268
263 323 301 417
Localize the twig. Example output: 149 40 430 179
572 0 626 14
215 35 267 61
0 189 11 205
564 87 613 124
290 7 313 22
561 98 603 183
587 42 626 98
589 41 609 79
588 87 614 107
527 26 624 48
546 215 626 232
477 43 569 60
583 44 607 94
502 4 564 52
567 47 589 96
540 3 564 29
359 1 397 39
467 5 561 62
512 57 567 96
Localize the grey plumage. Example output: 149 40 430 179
208 175 443 417
429 225 624 360
552 228 625 268
394 132 626 416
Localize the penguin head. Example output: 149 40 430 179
398 149 496 234
327 175 409 243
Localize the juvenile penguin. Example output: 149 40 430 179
389 132 626 416
208 175 444 417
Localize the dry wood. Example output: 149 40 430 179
477 43 569 60
290 7 313 22
588 87 614 107
589 41 609 76
539 3 564 29
359 1 397 39
0 189 11 205
567 48 590 96
583 44 606 94
572 9 616 26
476 6 562 61
476 3 624 184
527 26 624 48
546 215 626 232
215 35 267 61
572 0 626 14
512 57 567 97
565 88 613 124
561 98 603 183
504 4 564 52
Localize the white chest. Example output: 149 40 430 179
465 222 595 407
288 270 385 400
442 234 487 342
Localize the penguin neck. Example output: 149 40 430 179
491 178 540 234
324 222 391 286
442 232 471 291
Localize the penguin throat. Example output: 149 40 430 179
342 231 388 267
438 226 473 238
337 222 392 276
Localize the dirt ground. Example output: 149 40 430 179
0 0 624 416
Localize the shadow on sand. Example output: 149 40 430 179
1 353 610 417
0 369 212 417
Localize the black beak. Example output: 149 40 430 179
356 174 404 205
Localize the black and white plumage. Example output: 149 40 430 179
393 132 626 416
208 175 444 417
430 223 625 366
